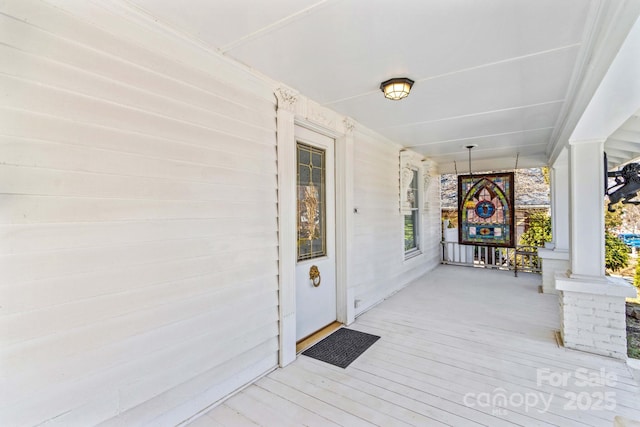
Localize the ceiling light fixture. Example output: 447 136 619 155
380 78 414 101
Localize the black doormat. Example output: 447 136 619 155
302 328 380 368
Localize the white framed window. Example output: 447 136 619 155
404 168 419 254
400 151 424 259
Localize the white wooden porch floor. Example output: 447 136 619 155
188 266 640 427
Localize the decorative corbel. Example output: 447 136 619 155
343 118 355 134
400 165 415 215
422 159 435 212
400 150 423 215
422 161 432 190
275 87 298 112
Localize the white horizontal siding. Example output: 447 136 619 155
0 1 278 425
353 131 440 315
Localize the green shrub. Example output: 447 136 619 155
519 212 551 247
605 232 629 272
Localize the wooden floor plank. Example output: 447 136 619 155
223 391 300 427
346 358 546 427
194 266 640 427
352 352 603 427
269 364 430 427
360 309 635 377
206 404 260 427
355 314 636 382
355 327 640 422
356 318 637 414
298 356 485 427
187 414 224 427
256 376 375 427
352 321 640 402
242 382 342 427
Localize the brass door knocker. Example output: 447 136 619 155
309 265 321 287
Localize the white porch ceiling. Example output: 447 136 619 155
127 0 637 173
606 110 640 169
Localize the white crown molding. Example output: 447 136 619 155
278 89 356 137
400 149 425 167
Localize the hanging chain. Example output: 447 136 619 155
454 160 458 175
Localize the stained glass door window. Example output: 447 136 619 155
297 142 326 261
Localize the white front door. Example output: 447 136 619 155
295 125 337 341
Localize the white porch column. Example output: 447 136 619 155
538 148 570 294
551 149 570 252
552 13 640 360
555 139 636 359
569 140 606 278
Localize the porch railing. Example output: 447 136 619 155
440 241 541 275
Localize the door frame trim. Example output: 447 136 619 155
275 88 355 367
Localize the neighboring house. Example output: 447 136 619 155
2 2 640 426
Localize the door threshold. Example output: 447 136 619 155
296 321 342 354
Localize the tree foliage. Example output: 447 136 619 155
635 261 640 289
604 204 629 272
605 205 623 230
605 232 629 272
519 212 551 247
518 208 630 272
541 167 550 185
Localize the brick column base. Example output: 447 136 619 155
556 273 636 359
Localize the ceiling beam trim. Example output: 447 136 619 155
609 129 640 143
220 0 332 53
406 128 554 148
376 100 565 131
605 138 640 153
604 147 639 160
430 143 548 161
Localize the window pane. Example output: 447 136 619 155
404 212 418 251
405 169 419 254
297 143 326 261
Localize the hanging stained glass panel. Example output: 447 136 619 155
457 172 515 247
